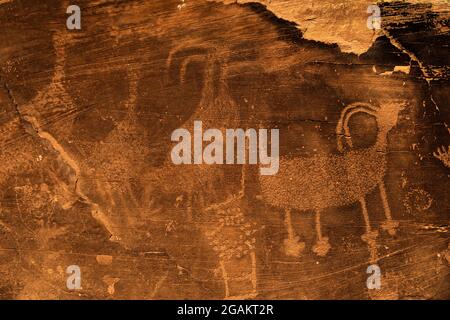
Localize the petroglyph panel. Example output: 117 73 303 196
0 0 448 299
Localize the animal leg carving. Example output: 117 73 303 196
312 209 331 257
359 198 379 263
378 180 399 235
283 208 305 257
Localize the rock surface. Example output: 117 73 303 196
0 0 448 299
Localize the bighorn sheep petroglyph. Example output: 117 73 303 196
260 101 405 261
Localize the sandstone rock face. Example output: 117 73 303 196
0 0 448 299
212 0 449 54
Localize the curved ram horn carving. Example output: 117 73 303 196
336 102 380 152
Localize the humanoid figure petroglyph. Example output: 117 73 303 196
260 101 405 262
135 43 259 299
